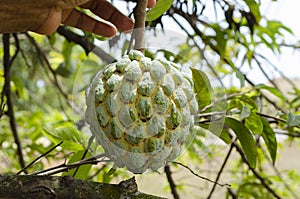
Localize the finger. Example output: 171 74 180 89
62 9 117 37
80 0 134 32
147 0 156 8
33 9 62 35
56 0 90 9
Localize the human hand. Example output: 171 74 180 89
36 0 156 36
0 0 156 37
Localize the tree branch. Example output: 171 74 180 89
164 165 180 199
24 33 75 113
0 175 166 199
56 26 115 63
133 0 148 52
2 33 27 173
32 153 107 176
260 143 300 199
206 143 234 199
17 141 63 175
232 141 282 199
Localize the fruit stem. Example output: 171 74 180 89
133 0 148 53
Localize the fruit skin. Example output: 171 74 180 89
86 50 198 174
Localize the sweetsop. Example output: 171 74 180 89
85 50 198 174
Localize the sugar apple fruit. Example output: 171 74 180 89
85 50 198 174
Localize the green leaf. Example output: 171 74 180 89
62 39 74 65
267 20 293 35
106 166 117 177
227 99 243 112
191 68 212 111
199 119 232 144
261 118 277 164
146 0 174 21
210 125 232 144
55 62 74 78
287 111 300 127
244 0 262 23
240 105 251 120
223 58 245 87
47 32 57 46
42 125 84 151
225 117 257 168
254 84 286 101
62 150 92 180
11 75 24 98
211 24 228 57
238 95 258 111
245 113 263 135
218 128 232 144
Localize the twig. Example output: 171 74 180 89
0 105 4 119
253 55 289 104
17 141 63 175
227 188 237 198
257 112 287 124
169 14 225 88
206 143 234 199
56 26 115 63
260 142 300 199
244 75 287 114
33 153 107 176
164 165 180 199
256 53 298 90
72 135 95 177
0 99 5 119
40 159 111 176
197 111 226 118
87 164 108 180
275 131 300 138
133 0 148 52
2 33 27 173
279 42 300 49
232 141 282 199
200 90 250 113
257 112 300 129
172 162 230 187
24 33 74 112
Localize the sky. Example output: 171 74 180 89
253 1 300 81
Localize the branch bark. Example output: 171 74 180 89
164 165 180 199
232 141 282 199
56 26 115 63
0 175 166 199
206 143 234 199
2 33 26 172
133 0 148 52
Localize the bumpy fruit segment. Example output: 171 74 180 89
86 50 198 174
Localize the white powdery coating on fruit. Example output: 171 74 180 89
86 50 199 174
162 74 175 96
106 74 123 92
150 60 167 83
138 72 155 96
94 79 106 102
124 61 142 81
105 92 120 116
120 80 137 103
